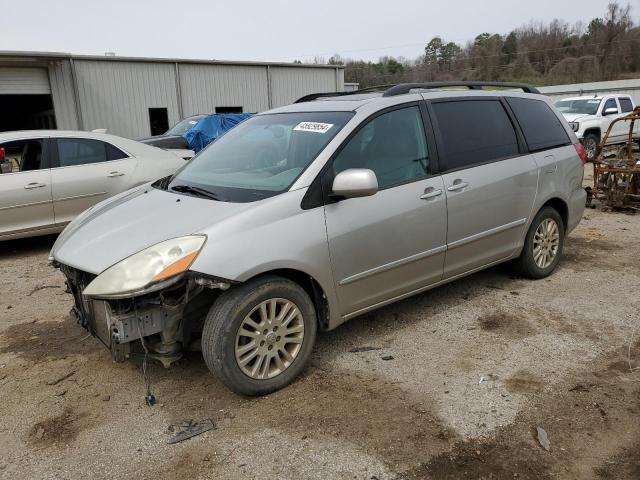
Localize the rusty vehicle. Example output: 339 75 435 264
593 107 640 209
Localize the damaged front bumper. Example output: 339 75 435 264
59 264 228 367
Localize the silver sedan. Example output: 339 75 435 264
0 130 187 240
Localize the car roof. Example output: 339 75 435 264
265 88 551 115
0 130 173 158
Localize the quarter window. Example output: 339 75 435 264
332 106 430 188
57 138 126 167
507 97 571 152
432 99 518 170
619 97 633 113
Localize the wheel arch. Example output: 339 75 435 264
583 127 601 139
539 197 568 232
244 268 332 331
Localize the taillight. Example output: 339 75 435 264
0 147 5 161
574 143 587 164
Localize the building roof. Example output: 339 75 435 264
0 50 344 70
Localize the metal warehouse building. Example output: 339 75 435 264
0 51 345 139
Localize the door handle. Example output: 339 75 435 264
24 182 46 189
420 188 443 200
447 181 469 192
107 171 124 177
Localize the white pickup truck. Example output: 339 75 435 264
554 94 640 161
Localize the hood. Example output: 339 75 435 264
139 135 190 150
51 186 252 274
561 113 593 122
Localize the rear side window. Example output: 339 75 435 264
432 99 518 171
507 98 571 151
619 97 633 113
57 138 126 167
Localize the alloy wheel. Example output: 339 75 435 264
533 218 560 269
235 298 305 380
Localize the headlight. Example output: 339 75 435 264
83 235 206 298
568 122 579 132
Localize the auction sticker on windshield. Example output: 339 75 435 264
294 122 334 134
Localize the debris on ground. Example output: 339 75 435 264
349 346 382 353
381 355 394 361
537 426 551 451
167 419 215 444
46 370 76 386
100 395 110 402
27 284 59 296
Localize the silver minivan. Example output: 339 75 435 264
50 82 587 396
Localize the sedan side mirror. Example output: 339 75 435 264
332 168 378 199
603 107 619 116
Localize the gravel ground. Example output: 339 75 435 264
1 165 639 479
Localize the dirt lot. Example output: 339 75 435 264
1 169 639 479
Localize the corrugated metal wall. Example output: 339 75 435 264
73 60 180 138
48 61 79 130
270 67 340 107
35 57 343 139
0 67 50 94
179 64 270 116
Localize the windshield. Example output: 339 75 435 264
165 111 353 202
165 116 206 136
554 99 601 115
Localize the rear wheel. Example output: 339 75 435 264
201 275 317 396
582 133 600 162
514 207 565 279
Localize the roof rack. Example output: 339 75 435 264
294 84 394 103
382 81 540 96
295 81 540 103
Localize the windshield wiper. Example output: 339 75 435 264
170 184 223 201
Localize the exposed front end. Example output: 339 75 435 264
59 263 224 366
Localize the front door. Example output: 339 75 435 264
50 137 137 226
0 138 54 238
428 98 538 278
602 97 627 144
323 104 447 316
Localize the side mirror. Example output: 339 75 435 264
332 168 378 199
603 107 619 116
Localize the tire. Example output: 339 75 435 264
201 275 317 396
514 207 565 279
582 133 600 162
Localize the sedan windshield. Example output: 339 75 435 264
165 111 353 202
165 116 206 136
554 99 601 115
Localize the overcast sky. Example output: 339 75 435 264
0 0 631 63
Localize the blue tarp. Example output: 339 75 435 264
182 113 254 153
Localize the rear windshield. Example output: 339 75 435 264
164 111 353 202
166 116 205 136
508 98 571 151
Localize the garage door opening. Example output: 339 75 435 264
0 94 56 132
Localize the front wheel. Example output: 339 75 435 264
201 275 317 396
514 207 565 279
582 133 600 162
